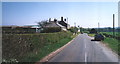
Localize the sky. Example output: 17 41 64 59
2 2 118 28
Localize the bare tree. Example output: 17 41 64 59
37 20 48 28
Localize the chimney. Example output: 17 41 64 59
54 19 57 22
64 19 66 21
61 17 63 21
49 18 51 22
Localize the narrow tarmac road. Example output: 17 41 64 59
48 33 118 62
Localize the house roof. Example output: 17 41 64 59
45 21 61 27
58 21 68 28
24 25 40 28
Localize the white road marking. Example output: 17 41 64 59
85 52 87 62
84 42 87 62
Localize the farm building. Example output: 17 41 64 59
44 17 70 31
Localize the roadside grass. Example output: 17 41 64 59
102 37 119 53
100 32 120 55
88 32 119 55
88 34 95 37
21 34 77 62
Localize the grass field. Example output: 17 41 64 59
100 32 120 37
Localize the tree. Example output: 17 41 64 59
108 27 112 32
89 28 97 34
37 20 49 32
68 27 78 34
37 20 48 28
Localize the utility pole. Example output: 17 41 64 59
98 22 100 33
74 22 76 27
74 22 76 34
113 14 115 37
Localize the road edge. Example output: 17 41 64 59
35 34 80 64
88 35 119 62
88 36 119 57
100 41 119 58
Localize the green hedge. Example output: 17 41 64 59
41 27 61 33
2 27 37 34
2 32 72 62
101 32 120 40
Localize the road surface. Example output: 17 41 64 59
48 33 118 62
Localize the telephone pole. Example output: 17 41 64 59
113 14 115 37
74 22 76 27
98 22 100 33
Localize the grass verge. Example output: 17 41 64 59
102 37 119 54
88 34 95 37
21 34 77 62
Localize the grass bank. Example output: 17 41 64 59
3 32 77 63
22 36 73 62
100 32 120 55
102 37 119 54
